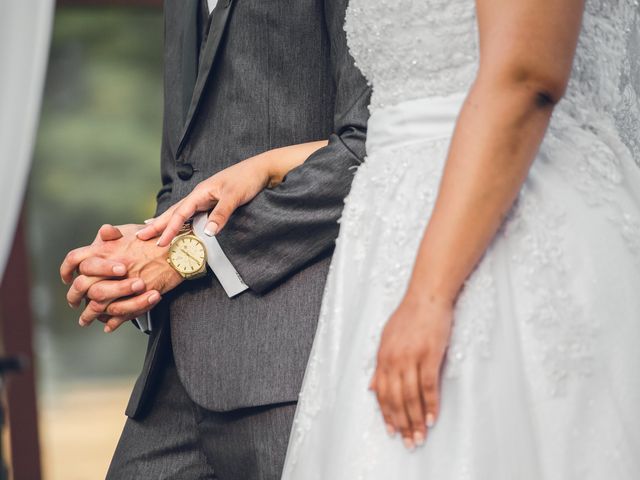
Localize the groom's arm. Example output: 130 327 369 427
213 0 371 294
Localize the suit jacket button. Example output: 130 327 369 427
177 163 194 180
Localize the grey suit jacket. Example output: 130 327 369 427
126 0 370 417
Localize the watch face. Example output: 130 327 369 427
168 235 206 275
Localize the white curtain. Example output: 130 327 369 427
0 0 54 278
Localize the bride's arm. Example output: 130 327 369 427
372 0 585 449
137 140 328 245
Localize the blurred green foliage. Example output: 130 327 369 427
27 7 164 389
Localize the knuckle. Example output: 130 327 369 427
388 395 402 410
107 304 123 316
413 343 430 357
196 184 212 199
72 275 87 292
422 377 437 392
210 211 226 223
78 259 95 274
387 352 405 367
404 390 420 402
224 186 238 199
377 349 393 363
66 250 78 265
88 301 105 314
88 284 105 301
177 204 192 217
210 186 223 201
396 416 410 429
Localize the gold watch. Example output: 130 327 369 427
166 222 208 280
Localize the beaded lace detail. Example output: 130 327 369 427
345 0 478 111
345 0 640 165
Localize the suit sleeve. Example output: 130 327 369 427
213 0 371 294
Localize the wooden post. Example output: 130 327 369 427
0 210 42 480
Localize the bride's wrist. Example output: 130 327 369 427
255 151 285 188
404 279 459 310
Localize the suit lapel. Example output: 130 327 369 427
180 0 200 124
176 0 234 158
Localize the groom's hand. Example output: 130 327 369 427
61 224 183 332
60 223 127 287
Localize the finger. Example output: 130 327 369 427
103 316 131 333
156 205 196 246
103 304 157 333
60 245 98 285
87 277 146 303
78 257 126 278
97 224 123 242
371 372 396 437
402 367 427 446
106 290 162 319
203 196 238 236
67 275 101 308
136 203 180 241
157 194 211 247
420 357 443 431
79 299 110 327
388 372 414 449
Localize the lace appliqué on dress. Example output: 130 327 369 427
504 190 598 395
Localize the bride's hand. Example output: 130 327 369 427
370 294 453 450
136 154 276 247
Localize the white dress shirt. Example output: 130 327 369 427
193 212 248 297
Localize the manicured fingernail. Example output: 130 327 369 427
413 431 425 446
148 292 161 304
132 279 145 291
386 424 396 437
403 438 415 451
144 218 154 224
78 318 86 327
104 325 112 333
426 413 436 428
113 264 126 275
204 222 218 236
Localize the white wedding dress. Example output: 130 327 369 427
282 1 640 478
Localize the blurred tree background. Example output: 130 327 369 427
25 6 163 478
